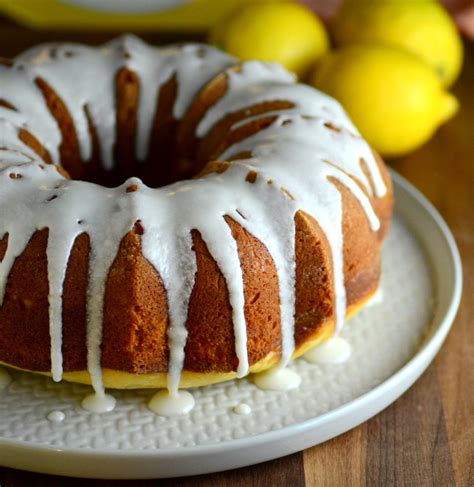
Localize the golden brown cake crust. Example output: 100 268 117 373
0 173 392 375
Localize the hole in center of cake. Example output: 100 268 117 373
63 149 203 189
32 71 206 188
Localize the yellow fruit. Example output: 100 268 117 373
332 0 463 87
209 2 329 78
311 44 458 157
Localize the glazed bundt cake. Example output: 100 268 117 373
0 35 392 397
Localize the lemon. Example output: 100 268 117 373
311 44 459 157
209 2 329 78
331 0 463 87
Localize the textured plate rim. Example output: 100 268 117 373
0 170 463 478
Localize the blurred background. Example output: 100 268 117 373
0 0 472 161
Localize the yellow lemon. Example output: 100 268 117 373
331 0 463 87
311 43 459 157
209 2 329 78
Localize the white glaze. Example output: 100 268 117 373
148 390 195 416
303 336 352 365
47 410 65 423
5 35 234 167
253 367 301 391
366 287 384 307
81 392 116 413
0 36 387 402
0 366 11 390
233 403 252 415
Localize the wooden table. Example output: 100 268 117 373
0 16 472 487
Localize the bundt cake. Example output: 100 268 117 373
0 35 393 398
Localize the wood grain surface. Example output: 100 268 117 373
0 16 472 487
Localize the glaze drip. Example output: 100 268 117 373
303 336 352 365
148 389 195 416
233 403 252 415
253 367 302 391
81 392 117 413
0 36 387 399
47 410 65 422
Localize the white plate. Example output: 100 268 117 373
0 171 462 479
